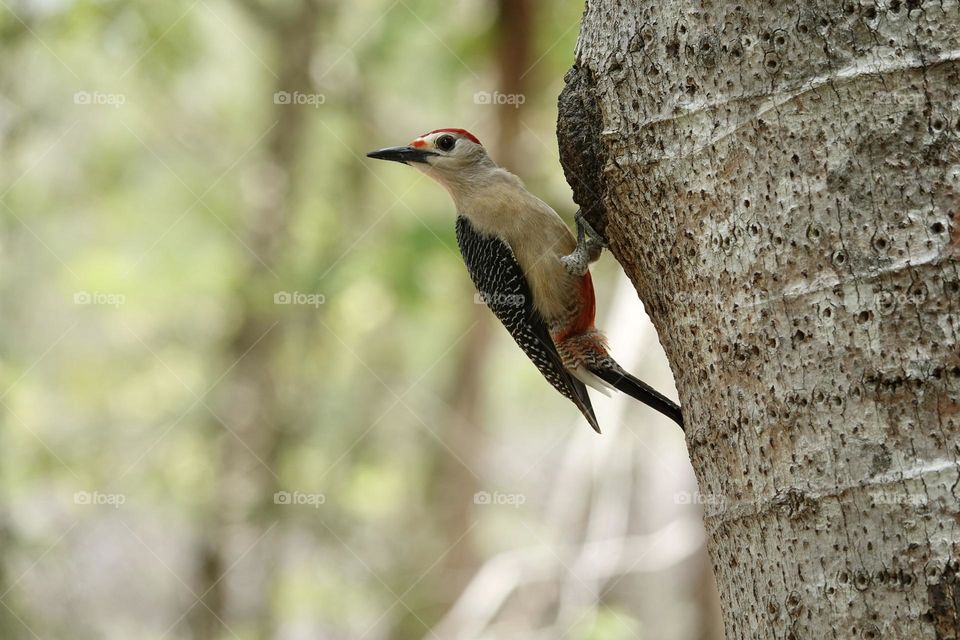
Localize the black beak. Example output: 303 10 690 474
366 145 437 165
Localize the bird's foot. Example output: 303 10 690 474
561 210 606 276
577 210 607 251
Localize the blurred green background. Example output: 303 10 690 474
0 0 721 638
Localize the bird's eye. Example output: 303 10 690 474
436 135 456 151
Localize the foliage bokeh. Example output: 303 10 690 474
0 1 716 638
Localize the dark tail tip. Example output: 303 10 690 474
578 400 602 433
588 414 602 434
591 366 684 431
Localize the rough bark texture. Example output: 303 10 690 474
558 0 960 638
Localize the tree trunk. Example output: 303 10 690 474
558 1 960 638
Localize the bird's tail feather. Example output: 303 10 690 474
569 380 602 434
589 363 684 429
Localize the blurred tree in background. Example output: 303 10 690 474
0 0 720 638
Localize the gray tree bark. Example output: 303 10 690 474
558 0 960 638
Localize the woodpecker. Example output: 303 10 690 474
368 128 683 432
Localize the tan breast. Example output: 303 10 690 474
455 173 581 325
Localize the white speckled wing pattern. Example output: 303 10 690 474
456 215 600 432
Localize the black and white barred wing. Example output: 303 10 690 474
455 215 600 432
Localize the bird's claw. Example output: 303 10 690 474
561 210 606 276
575 210 607 250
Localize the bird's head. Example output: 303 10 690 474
367 129 495 190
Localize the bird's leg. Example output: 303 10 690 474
560 210 607 276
